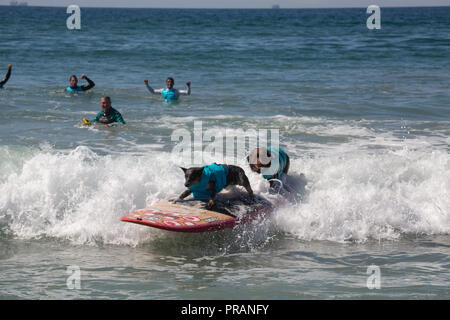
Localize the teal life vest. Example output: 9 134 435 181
66 86 83 93
189 163 228 199
161 88 178 102
262 146 288 180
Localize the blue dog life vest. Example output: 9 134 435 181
66 86 83 93
262 146 288 180
189 163 228 199
161 88 178 102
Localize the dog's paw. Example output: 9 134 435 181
206 199 214 208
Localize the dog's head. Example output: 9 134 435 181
246 148 272 173
180 167 204 187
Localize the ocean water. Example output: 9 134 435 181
0 6 449 299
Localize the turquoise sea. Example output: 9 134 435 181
0 6 449 299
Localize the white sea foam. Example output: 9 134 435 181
274 148 450 242
0 146 181 245
0 117 449 245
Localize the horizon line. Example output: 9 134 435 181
2 4 450 9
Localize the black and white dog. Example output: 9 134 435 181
172 164 254 208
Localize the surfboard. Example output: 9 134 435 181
120 194 275 233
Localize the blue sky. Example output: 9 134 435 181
1 0 449 7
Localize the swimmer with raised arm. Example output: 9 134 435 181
144 77 191 102
66 74 95 93
0 64 12 89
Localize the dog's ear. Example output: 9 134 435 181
180 167 187 173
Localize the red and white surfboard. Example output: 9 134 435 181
120 196 276 233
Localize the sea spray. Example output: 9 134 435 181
274 148 450 242
1 142 448 246
0 146 180 245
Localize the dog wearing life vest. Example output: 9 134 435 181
172 163 254 208
247 147 290 186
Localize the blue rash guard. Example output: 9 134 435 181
66 86 84 93
145 83 190 102
161 88 179 102
189 163 228 199
262 146 288 180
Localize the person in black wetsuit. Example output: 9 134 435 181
0 64 12 89
66 74 95 93
82 96 125 126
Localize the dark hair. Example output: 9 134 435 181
101 96 111 102
166 77 175 84
70 75 77 81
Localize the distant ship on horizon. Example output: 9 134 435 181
272 4 280 9
10 1 28 6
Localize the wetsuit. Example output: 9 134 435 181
145 82 190 102
0 67 12 89
66 76 95 92
91 107 125 124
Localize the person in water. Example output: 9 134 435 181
83 96 125 125
0 64 12 89
247 146 290 184
144 77 191 102
66 74 95 93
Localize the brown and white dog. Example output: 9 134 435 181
247 147 290 182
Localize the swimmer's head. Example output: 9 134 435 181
69 75 78 88
100 96 112 111
166 77 175 89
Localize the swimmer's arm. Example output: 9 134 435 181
81 75 95 91
178 81 191 95
90 111 102 123
114 111 126 124
0 65 12 86
144 81 163 94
